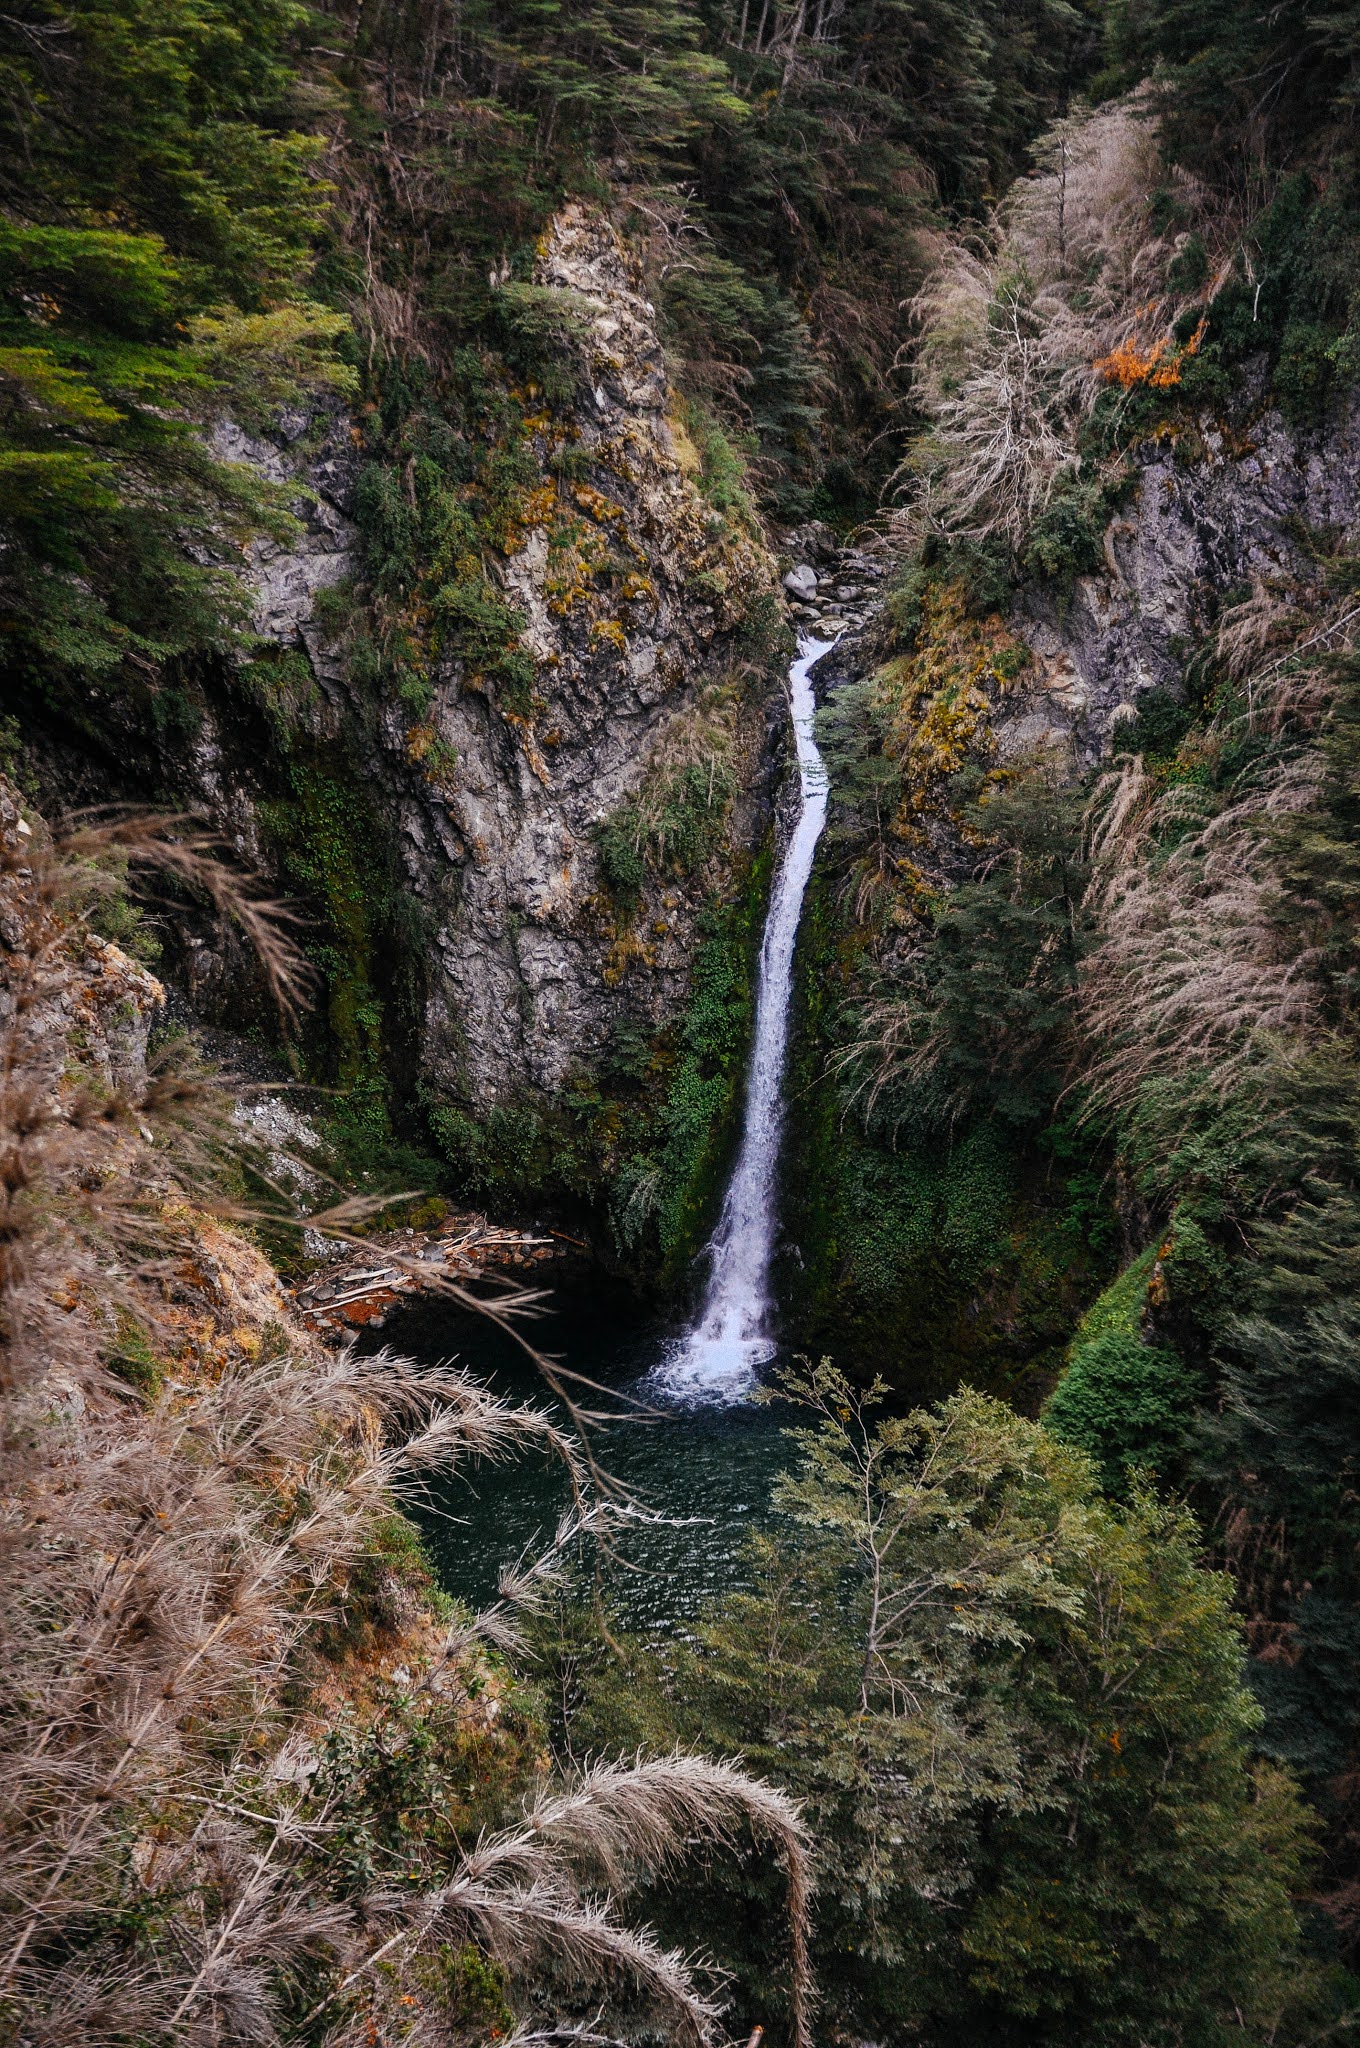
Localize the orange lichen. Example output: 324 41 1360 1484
875 578 1016 841
571 481 628 527
602 926 655 986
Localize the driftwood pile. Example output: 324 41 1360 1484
290 1211 563 1333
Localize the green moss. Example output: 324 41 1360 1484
259 756 393 1136
939 1125 1016 1274
1044 1329 1200 1492
1072 1243 1158 1348
107 1311 161 1399
780 870 1116 1400
653 882 763 1271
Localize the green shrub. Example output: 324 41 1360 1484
678 397 755 519
107 1311 161 1399
429 1099 549 1200
1022 476 1109 585
1121 684 1194 761
595 753 736 901
236 645 324 744
1276 320 1337 425
491 280 593 403
433 575 538 715
597 820 647 900
549 1370 1311 2048
1045 1329 1199 1490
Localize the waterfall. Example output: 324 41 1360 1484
655 635 834 1403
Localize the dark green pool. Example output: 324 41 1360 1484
363 1276 793 1637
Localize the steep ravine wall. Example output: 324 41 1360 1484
18 205 787 1247
1006 390 1360 766
238 204 781 1109
779 386 1360 1391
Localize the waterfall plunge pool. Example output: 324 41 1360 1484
373 636 835 1633
363 1280 795 1635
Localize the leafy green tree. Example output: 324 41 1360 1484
553 1365 1311 2048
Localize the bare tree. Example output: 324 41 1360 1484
892 92 1244 558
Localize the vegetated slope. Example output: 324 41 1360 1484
3 1 1359 2042
538 1361 1318 2047
0 0 1098 1259
786 0 1360 1965
0 779 814 2046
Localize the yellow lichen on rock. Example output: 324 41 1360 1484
876 579 1031 841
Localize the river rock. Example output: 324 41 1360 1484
783 564 819 601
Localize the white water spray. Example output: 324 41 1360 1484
655 636 834 1404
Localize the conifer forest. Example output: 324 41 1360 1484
5 0 1360 2039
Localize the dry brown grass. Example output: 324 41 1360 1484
1075 594 1360 1125
892 92 1244 556
1078 753 1323 1120
0 784 814 2046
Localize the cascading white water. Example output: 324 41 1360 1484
655 636 834 1403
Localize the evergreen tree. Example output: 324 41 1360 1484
0 0 349 705
548 1365 1311 2048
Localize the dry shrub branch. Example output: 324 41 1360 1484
894 93 1242 555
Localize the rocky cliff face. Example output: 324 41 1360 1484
1001 390 1360 764
411 206 776 1108
780 385 1360 1382
181 207 781 1138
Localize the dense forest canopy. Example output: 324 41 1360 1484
5 0 1360 2040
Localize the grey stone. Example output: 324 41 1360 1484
220 203 781 1118
1002 393 1360 767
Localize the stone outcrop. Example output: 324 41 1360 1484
215 406 362 693
225 203 780 1117
998 391 1360 764
0 779 166 1100
415 206 777 1107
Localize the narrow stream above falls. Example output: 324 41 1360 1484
371 636 837 1633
